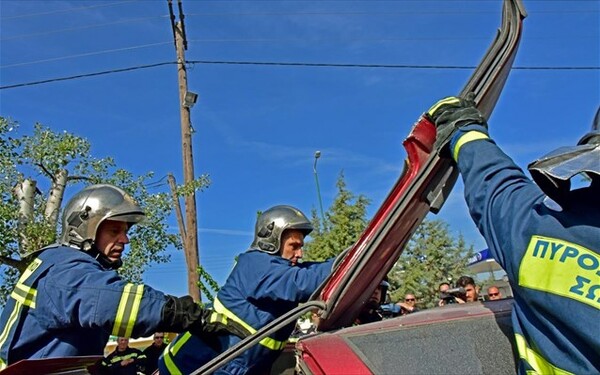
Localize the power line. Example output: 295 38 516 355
3 33 596 69
185 9 598 16
0 42 172 69
1 9 595 42
1 60 598 90
0 0 140 20
0 62 176 90
188 60 600 70
0 15 168 42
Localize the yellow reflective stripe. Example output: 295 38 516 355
213 298 255 333
427 97 460 116
162 349 183 375
170 331 192 356
210 312 229 325
0 258 43 359
106 352 145 364
0 303 22 361
10 282 37 308
21 258 42 280
0 358 6 370
452 131 489 161
260 336 287 351
111 284 144 337
213 297 287 351
163 332 191 375
514 334 574 375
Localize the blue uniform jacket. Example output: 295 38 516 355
452 129 600 374
160 250 334 375
0 246 167 369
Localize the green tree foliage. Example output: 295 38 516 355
304 171 371 261
0 117 208 305
198 264 220 304
388 219 473 309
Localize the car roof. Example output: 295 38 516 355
298 300 517 375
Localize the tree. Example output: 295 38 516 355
304 171 371 261
0 117 208 305
302 170 473 311
387 219 473 309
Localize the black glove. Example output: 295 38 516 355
426 92 488 151
159 296 251 339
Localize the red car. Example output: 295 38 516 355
295 299 517 375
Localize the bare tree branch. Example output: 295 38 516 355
35 162 55 182
0 256 27 273
66 175 94 182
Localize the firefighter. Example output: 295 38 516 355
426 96 599 374
355 278 389 324
159 205 335 374
0 184 246 369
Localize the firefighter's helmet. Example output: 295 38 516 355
528 107 600 204
60 184 145 251
250 205 313 254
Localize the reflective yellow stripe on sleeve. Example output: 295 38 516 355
452 131 489 161
111 283 144 338
514 334 574 375
10 283 37 308
213 297 286 351
162 331 192 375
0 258 43 361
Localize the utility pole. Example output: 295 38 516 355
168 0 200 302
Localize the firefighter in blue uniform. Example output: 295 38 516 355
159 205 335 375
426 96 599 374
0 184 245 369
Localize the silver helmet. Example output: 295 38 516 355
60 184 145 250
250 205 313 254
528 107 600 204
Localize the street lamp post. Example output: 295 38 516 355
313 151 326 226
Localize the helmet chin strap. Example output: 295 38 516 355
81 240 122 270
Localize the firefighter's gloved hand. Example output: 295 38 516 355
160 296 251 339
200 310 251 339
426 93 488 151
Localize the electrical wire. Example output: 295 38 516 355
184 9 597 17
0 0 140 20
1 60 598 90
0 62 176 90
0 15 169 42
0 42 172 69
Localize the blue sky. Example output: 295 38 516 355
1 0 598 298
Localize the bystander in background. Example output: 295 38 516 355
396 293 419 315
101 337 146 375
456 276 479 302
142 333 167 374
487 286 502 300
